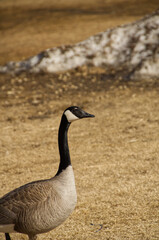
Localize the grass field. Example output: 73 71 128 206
0 0 159 239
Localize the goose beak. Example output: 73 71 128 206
81 110 95 119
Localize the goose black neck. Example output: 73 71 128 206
56 114 71 176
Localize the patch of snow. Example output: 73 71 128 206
0 9 159 78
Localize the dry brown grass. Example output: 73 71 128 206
0 86 159 240
0 1 159 239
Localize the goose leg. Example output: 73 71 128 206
28 234 37 240
5 233 11 240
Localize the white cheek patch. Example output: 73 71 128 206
64 110 79 122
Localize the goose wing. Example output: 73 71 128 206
0 179 53 224
0 206 16 224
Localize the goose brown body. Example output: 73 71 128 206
0 167 76 235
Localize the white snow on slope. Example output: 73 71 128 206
0 10 159 77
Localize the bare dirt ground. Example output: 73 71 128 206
0 1 159 240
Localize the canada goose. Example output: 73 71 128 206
0 106 95 240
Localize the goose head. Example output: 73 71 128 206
64 106 95 123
